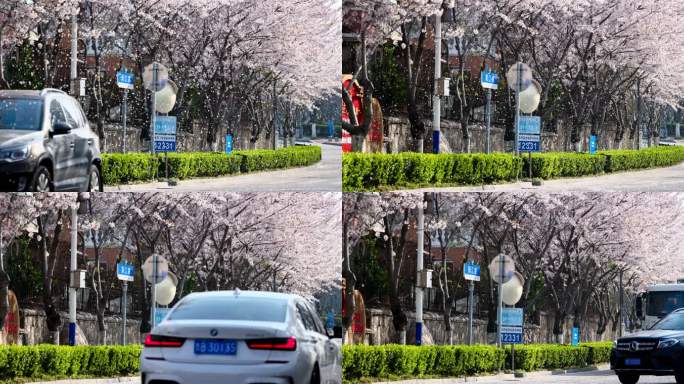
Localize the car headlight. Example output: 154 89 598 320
612 340 618 349
657 338 679 349
0 145 30 162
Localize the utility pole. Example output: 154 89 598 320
432 11 442 154
415 197 424 346
68 207 78 346
273 80 278 150
70 14 78 96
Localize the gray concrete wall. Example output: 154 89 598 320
18 309 142 346
382 116 639 154
361 308 618 346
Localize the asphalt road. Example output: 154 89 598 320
105 143 341 192
377 368 675 384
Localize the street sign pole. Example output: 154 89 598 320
123 89 128 154
415 203 424 346
486 89 492 154
514 63 522 157
150 254 157 330
432 12 441 154
150 63 158 155
468 280 474 345
497 255 504 349
122 280 127 345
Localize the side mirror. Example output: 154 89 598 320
333 325 343 339
52 121 72 135
636 296 643 319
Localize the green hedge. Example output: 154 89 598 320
343 146 684 191
343 152 523 191
343 342 613 380
102 146 321 185
0 345 141 380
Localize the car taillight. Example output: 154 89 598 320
247 337 297 351
144 334 185 348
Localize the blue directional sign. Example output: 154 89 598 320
116 262 135 282
463 261 481 282
116 71 135 90
154 308 170 326
518 116 541 135
225 134 233 154
481 70 499 90
589 135 597 155
501 308 524 345
572 327 580 346
154 116 177 153
328 119 335 137
327 310 335 330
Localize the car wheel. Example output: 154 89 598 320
31 166 52 192
617 374 639 384
309 363 321 384
87 164 102 192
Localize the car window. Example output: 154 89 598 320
168 296 288 322
49 99 67 126
0 98 43 131
296 303 318 332
61 97 86 129
308 303 327 334
652 313 684 330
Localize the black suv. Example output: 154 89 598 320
611 308 684 384
0 89 102 191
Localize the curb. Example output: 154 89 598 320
28 378 139 384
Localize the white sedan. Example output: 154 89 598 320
141 290 342 384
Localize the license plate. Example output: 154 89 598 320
624 358 641 366
194 339 237 355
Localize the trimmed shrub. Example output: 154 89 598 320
342 152 523 191
0 344 141 380
343 342 613 380
102 146 321 185
343 146 684 191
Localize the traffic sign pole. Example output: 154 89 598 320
150 63 158 156
123 89 128 154
497 255 503 349
514 63 522 157
468 280 474 345
150 254 157 330
122 280 127 345
486 89 492 154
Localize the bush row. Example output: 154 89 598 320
343 146 684 191
0 345 141 380
102 146 321 185
343 342 613 380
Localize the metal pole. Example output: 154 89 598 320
122 280 127 345
70 15 78 96
150 63 158 155
497 256 503 348
416 201 424 346
432 12 441 154
486 89 492 154
514 63 522 156
68 207 78 346
273 80 277 150
150 254 157 330
468 280 474 345
619 270 624 337
122 89 128 154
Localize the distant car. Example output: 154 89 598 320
0 89 102 191
141 290 342 384
611 308 684 384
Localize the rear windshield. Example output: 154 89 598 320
0 98 43 131
168 296 288 322
652 313 684 330
647 291 684 317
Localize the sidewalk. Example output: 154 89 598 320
375 364 608 383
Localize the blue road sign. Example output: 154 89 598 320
589 135 597 155
502 308 524 327
501 326 523 344
116 71 135 90
481 70 499 90
154 116 176 153
225 134 233 154
328 119 334 137
572 327 580 346
518 116 541 135
117 262 135 282
154 308 170 327
518 134 541 152
327 310 335 330
463 261 481 282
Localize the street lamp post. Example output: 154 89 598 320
69 193 90 346
415 200 424 346
432 12 441 154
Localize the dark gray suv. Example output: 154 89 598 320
0 89 102 191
